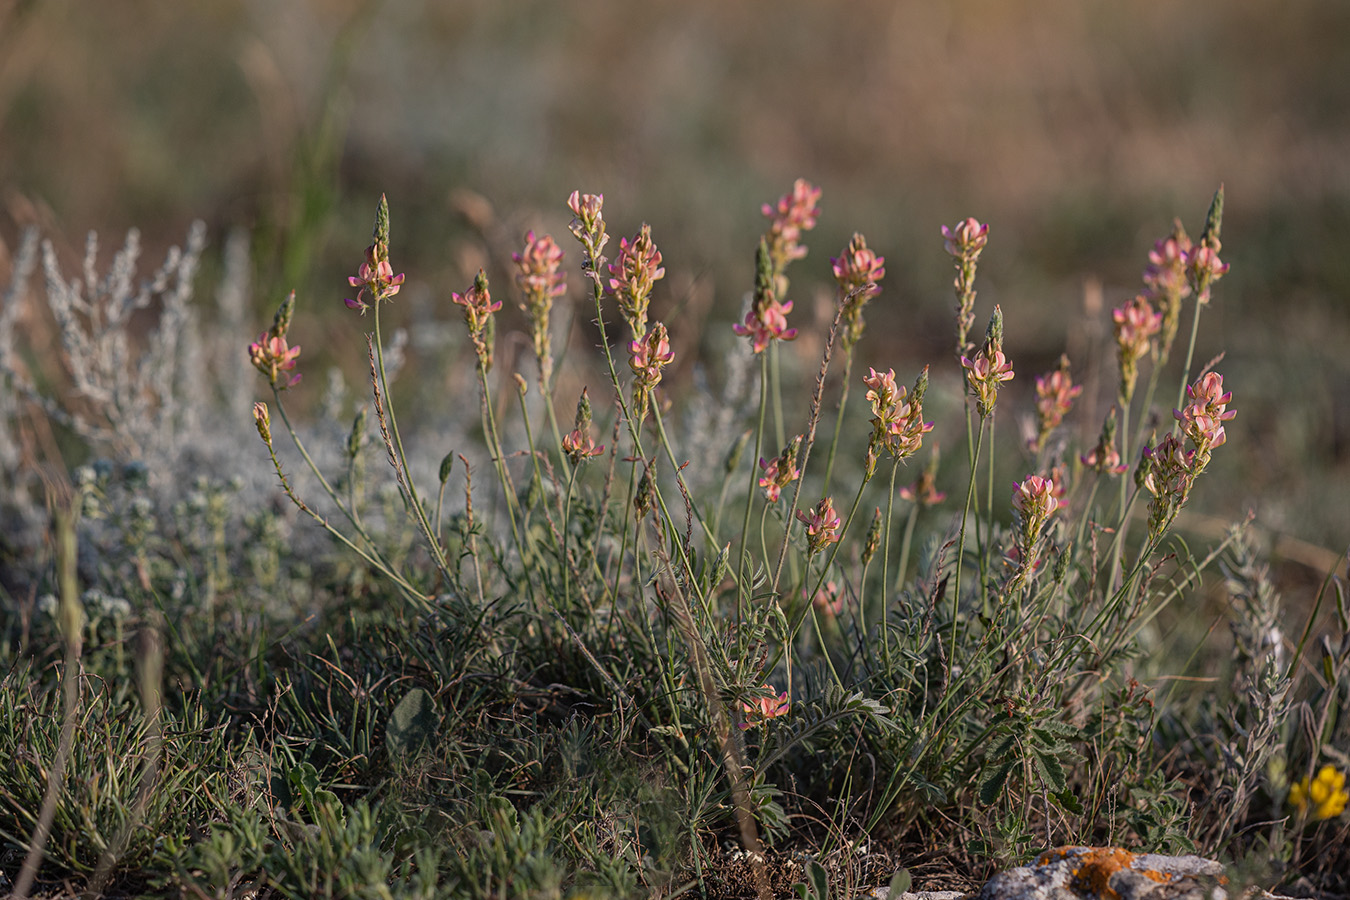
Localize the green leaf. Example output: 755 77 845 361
979 758 1015 806
386 687 437 758
888 868 913 895
1033 750 1067 793
806 860 829 900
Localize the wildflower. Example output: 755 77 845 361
1112 295 1161 404
513 230 566 385
344 195 406 314
607 224 665 338
567 190 610 282
248 331 302 390
1142 433 1196 541
1289 765 1349 821
741 684 790 728
1143 222 1192 360
758 435 802 502
1185 244 1230 305
942 217 989 354
961 307 1013 418
831 233 885 351
628 321 674 422
562 387 604 464
1082 408 1129 475
796 497 842 554
734 238 799 353
810 581 846 617
762 178 822 274
863 366 933 475
1175 372 1236 466
1032 355 1083 451
1009 475 1058 589
942 217 990 259
900 446 947 507
452 269 501 373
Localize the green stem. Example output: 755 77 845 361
951 417 987 659
738 355 770 619
821 352 855 494
878 458 900 637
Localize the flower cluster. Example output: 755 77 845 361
1081 407 1129 476
608 223 665 339
1174 372 1236 468
900 447 947 507
562 387 604 464
796 497 842 554
734 237 799 354
758 435 802 502
1289 765 1348 821
567 191 610 284
862 366 933 477
344 195 406 315
762 178 821 274
1032 355 1082 451
1112 294 1161 403
512 230 566 385
831 232 885 352
1009 475 1059 587
961 306 1013 418
942 217 989 354
249 290 302 390
1141 433 1197 542
741 684 790 729
628 322 674 422
1142 222 1191 361
452 270 501 373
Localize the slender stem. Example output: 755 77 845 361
896 501 920 592
878 458 900 637
1173 297 1206 428
979 410 997 613
822 352 855 494
1109 399 1132 593
738 355 770 619
951 417 987 657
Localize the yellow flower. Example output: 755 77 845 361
1289 765 1349 820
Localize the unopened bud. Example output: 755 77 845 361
439 451 455 485
861 507 883 566
253 402 272 443
346 408 367 460
270 290 296 339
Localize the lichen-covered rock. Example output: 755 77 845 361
973 847 1227 900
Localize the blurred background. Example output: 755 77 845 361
2 0 1348 572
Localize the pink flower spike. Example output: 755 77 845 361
796 497 842 554
1012 475 1059 519
942 217 990 259
248 331 302 390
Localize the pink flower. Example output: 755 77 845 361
567 191 605 236
733 298 798 354
1081 443 1128 475
1174 372 1235 458
762 178 822 268
961 348 1014 417
627 323 674 388
566 190 610 270
562 429 604 462
1144 231 1193 301
1033 356 1083 450
796 497 843 554
1112 295 1162 401
1012 475 1059 519
452 270 502 370
1185 244 1230 303
757 436 802 502
741 684 790 728
862 367 933 469
345 245 405 314
900 470 947 508
941 217 990 259
513 231 566 303
831 232 885 297
248 332 302 390
1142 433 1197 540
607 225 665 337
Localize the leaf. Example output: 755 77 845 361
1033 750 1067 793
888 868 913 896
386 687 437 758
979 758 1015 806
806 860 829 900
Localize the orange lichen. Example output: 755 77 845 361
1032 846 1200 900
